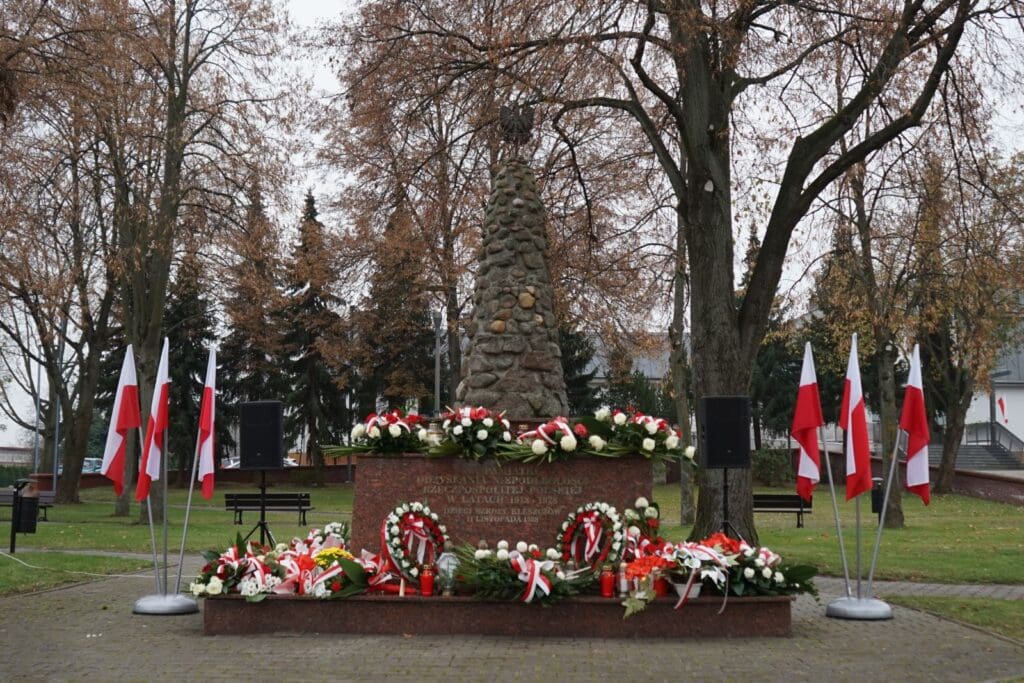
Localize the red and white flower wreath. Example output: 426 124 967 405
556 501 624 569
380 501 449 584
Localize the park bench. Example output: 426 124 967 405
752 493 811 528
225 492 313 526
0 489 55 521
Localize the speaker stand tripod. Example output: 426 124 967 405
243 470 275 547
721 468 745 542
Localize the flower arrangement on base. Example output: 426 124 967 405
579 407 690 462
325 410 432 458
456 540 594 604
428 406 515 461
555 501 624 570
512 417 588 463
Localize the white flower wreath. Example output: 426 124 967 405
381 501 450 584
555 501 624 569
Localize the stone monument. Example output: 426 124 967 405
456 106 569 417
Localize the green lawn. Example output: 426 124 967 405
0 552 151 595
1 481 1021 585
885 596 1024 642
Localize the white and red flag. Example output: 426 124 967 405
900 344 931 505
840 334 873 500
100 345 142 495
136 338 170 501
791 342 825 502
196 348 217 500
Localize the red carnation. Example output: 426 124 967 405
573 423 588 437
648 519 660 530
331 581 342 591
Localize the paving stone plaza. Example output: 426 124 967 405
1 556 1021 682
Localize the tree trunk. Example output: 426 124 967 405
669 201 694 526
935 386 971 493
114 427 137 516
873 342 904 528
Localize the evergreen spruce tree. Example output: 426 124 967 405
162 243 218 484
220 183 290 458
280 193 346 482
559 326 599 416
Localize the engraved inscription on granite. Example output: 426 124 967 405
415 472 584 526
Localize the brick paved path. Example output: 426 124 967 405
1 556 1021 682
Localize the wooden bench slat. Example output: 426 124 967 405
752 493 810 528
224 492 313 525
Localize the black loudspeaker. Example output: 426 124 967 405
239 400 284 470
698 396 751 469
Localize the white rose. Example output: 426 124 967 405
588 435 606 451
755 558 765 568
474 549 487 560
665 434 680 449
443 419 451 429
483 417 494 427
612 541 621 551
453 425 464 436
528 544 538 553
613 412 627 426
401 504 410 512
313 582 328 598
644 507 659 519
411 502 423 511
438 525 446 534
642 438 656 451
190 582 204 597
496 549 509 561
774 572 785 583
391 537 402 547
531 440 548 455
634 497 649 509
595 407 610 421
274 543 289 554
422 506 431 515
366 426 381 439
502 431 512 442
743 567 755 580
560 435 577 451
516 541 529 553
410 567 419 577
684 445 696 460
628 525 641 537
762 567 773 579
744 548 756 558
430 512 438 521
388 424 402 438
351 424 366 440
417 428 429 442
389 524 400 536
561 521 569 531
476 429 489 441
206 577 223 596
598 502 608 513
624 509 639 521
613 522 622 531
461 417 472 427
645 421 659 435
546 548 560 560
497 540 509 550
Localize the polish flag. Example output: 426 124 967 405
840 334 872 500
900 344 931 505
791 343 825 502
136 338 170 501
196 348 216 500
100 346 141 495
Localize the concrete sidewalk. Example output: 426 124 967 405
1 555 1021 682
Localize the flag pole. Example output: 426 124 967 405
162 422 169 596
174 430 203 594
818 426 851 597
866 429 904 597
854 494 861 599
139 425 161 595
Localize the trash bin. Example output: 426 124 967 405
14 496 39 534
870 477 884 518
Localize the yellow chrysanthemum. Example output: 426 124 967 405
313 547 354 568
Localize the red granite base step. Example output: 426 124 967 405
203 593 793 638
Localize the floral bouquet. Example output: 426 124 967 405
429 406 515 461
623 496 672 560
716 538 818 598
513 417 589 463
579 407 686 461
555 501 624 570
621 553 674 617
456 540 593 605
325 410 432 458
190 537 285 601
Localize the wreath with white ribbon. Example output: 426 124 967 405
380 501 449 584
555 501 624 570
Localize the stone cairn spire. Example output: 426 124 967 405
456 106 569 417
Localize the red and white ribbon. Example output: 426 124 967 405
509 551 553 603
402 514 432 565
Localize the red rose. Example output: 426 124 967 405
331 581 342 591
573 423 588 437
648 519 660 529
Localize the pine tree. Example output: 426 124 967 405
162 243 218 484
280 193 346 482
559 326 599 416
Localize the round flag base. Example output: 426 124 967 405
825 596 893 620
133 593 199 615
